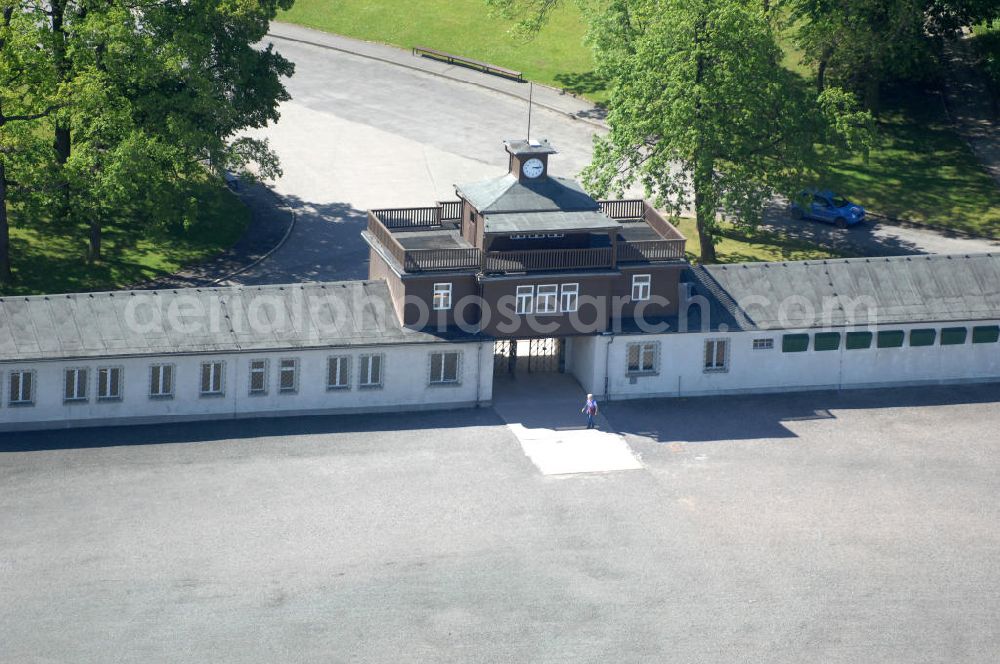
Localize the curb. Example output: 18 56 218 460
266 30 609 131
207 187 298 285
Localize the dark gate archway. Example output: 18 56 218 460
494 338 565 376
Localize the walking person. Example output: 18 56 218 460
582 394 599 429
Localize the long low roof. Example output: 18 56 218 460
0 281 471 363
695 253 1000 330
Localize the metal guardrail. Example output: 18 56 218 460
412 45 524 81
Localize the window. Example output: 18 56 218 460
359 354 383 388
632 274 651 301
626 342 659 375
910 329 936 347
877 330 905 348
429 352 460 384
279 358 299 394
515 285 534 315
97 367 122 401
782 334 809 353
200 361 225 396
249 359 268 395
9 370 35 406
327 356 351 390
704 339 729 372
973 325 1000 344
64 368 89 402
846 331 873 350
536 284 558 314
432 283 452 311
752 338 774 350
149 364 174 398
560 283 579 313
814 332 841 351
940 327 968 345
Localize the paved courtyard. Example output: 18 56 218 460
2 383 998 663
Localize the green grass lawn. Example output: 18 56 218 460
818 86 1000 237
1 176 249 296
278 0 608 100
672 217 847 264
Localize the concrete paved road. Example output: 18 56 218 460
2 383 999 663
233 26 997 287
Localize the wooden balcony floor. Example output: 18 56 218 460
394 229 473 251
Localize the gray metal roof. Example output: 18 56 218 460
504 138 557 156
484 210 621 234
697 253 1000 330
0 281 468 363
456 174 601 215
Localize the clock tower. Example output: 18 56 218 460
505 138 557 183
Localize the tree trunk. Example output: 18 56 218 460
50 0 72 224
864 77 881 117
88 217 101 262
0 161 12 283
693 171 718 264
817 58 827 94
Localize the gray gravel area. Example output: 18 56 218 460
2 383 998 663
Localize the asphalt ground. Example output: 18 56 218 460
2 382 998 663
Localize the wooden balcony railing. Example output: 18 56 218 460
598 199 646 221
404 248 482 272
483 247 613 273
367 212 409 267
641 203 686 241
439 201 463 222
617 239 686 262
368 213 480 272
370 206 441 230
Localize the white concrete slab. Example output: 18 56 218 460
506 423 643 476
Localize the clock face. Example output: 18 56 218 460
522 158 544 179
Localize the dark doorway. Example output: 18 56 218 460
494 338 565 376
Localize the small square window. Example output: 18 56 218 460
429 352 460 384
940 327 967 345
846 331 873 350
560 284 579 313
149 364 174 399
782 334 810 353
631 274 651 301
515 286 534 315
200 361 225 396
9 370 35 406
359 354 383 388
249 359 268 396
626 342 659 375
909 329 936 347
704 339 729 372
536 285 558 314
327 356 351 390
972 325 1000 344
432 283 452 311
279 358 299 394
64 367 89 402
814 332 841 352
97 367 123 401
877 330 905 348
752 338 774 350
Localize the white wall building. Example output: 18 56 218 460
568 254 1000 399
0 281 493 432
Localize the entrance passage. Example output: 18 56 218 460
493 338 565 376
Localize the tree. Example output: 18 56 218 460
581 0 871 262
789 0 1000 113
27 0 292 261
0 2 61 284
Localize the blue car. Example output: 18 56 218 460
790 190 865 228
